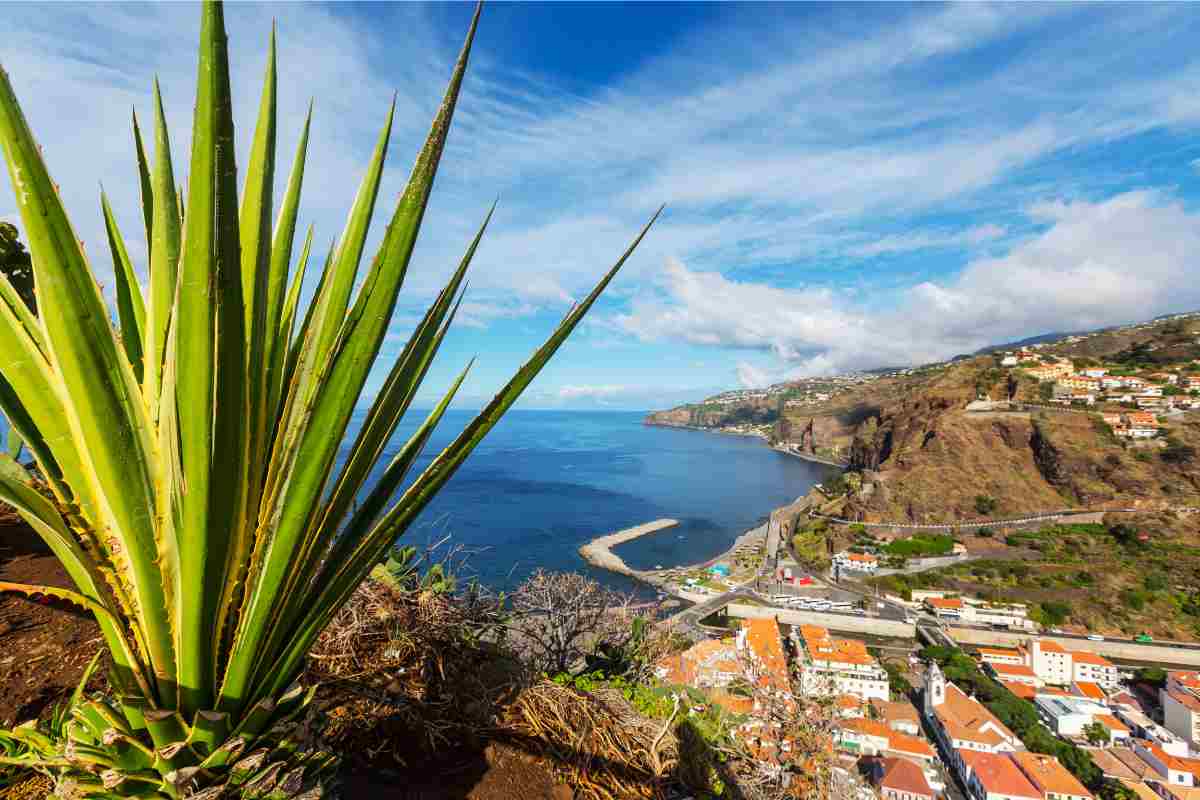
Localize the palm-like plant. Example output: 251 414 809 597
0 2 657 797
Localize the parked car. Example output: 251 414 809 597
1135 634 1153 642
1087 634 1104 641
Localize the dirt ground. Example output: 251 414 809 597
0 513 571 799
0 513 105 726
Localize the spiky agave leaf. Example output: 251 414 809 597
0 0 658 795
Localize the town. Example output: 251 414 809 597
655 593 1200 800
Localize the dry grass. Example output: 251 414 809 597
307 579 522 768
498 681 679 800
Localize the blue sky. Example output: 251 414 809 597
4 2 1200 410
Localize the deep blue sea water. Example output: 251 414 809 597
369 410 831 595
0 410 829 596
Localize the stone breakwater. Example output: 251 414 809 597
578 518 680 577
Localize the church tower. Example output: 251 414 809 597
925 662 946 715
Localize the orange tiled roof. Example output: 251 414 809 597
1074 682 1106 700
870 699 920 725
978 646 1022 658
958 751 1040 799
1037 640 1069 653
1001 680 1037 700
1071 650 1115 667
887 732 935 759
1142 743 1200 781
935 683 1016 747
877 757 934 798
1167 686 1200 713
843 717 893 740
741 617 790 692
1097 714 1129 733
1011 751 1093 799
926 597 963 609
1171 671 1200 691
990 662 1037 678
1119 781 1163 800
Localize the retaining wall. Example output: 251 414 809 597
725 603 916 638
945 628 1200 667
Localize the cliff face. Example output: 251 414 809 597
837 363 1200 522
643 407 695 428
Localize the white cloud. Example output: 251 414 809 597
735 362 771 389
848 223 1008 257
557 384 628 401
617 191 1200 375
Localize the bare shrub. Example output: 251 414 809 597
507 569 644 675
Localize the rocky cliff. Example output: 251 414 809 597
836 361 1200 522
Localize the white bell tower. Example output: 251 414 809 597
925 662 946 714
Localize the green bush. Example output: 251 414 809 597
885 534 954 557
975 494 999 515
1039 600 1072 625
1145 573 1169 591
1120 589 1147 611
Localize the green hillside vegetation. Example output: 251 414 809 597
872 514 1200 638
884 533 954 557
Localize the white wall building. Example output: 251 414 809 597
795 625 889 702
832 551 878 574
1034 694 1109 737
1030 640 1073 686
1162 672 1200 751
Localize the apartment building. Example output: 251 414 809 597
1031 641 1074 686
1162 672 1200 751
795 624 890 701
1072 651 1119 689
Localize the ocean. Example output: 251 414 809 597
371 409 830 594
1 409 830 596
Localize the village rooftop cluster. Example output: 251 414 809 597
652 607 1196 800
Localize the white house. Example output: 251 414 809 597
832 551 879 575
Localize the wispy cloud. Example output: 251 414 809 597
4 3 1200 408
619 191 1200 376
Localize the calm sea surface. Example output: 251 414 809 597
366 409 830 594
1 410 829 596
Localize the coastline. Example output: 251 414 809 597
771 443 848 469
580 518 769 601
642 420 769 440
578 418 826 598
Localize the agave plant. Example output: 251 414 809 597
0 2 656 797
